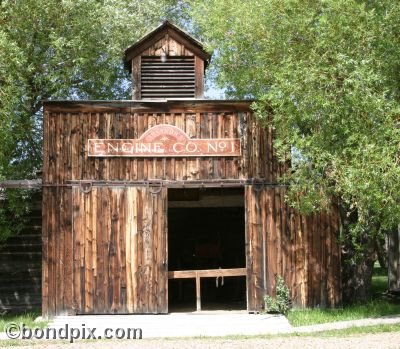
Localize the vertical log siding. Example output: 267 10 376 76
42 100 341 317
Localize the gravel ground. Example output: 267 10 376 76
5 333 400 349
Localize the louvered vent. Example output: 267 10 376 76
140 56 195 99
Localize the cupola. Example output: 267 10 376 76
124 21 211 100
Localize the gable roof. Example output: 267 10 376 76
124 20 211 65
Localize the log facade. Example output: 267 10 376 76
42 101 341 316
0 192 42 313
42 21 341 317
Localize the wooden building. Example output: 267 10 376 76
0 191 42 313
42 21 341 317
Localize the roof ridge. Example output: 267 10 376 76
124 20 211 64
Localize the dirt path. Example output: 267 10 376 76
6 332 400 349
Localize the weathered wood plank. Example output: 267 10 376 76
49 188 57 316
266 188 275 296
55 188 64 314
165 113 175 180
300 214 308 306
332 203 342 306
132 57 141 99
157 188 167 312
195 56 204 98
245 185 265 311
196 271 201 311
72 188 81 313
186 113 198 179
103 187 111 312
44 100 253 114
293 203 302 305
174 114 185 180
83 187 92 313
131 188 139 312
95 188 105 312
125 188 134 312
136 189 144 311
41 188 49 317
119 188 127 312
168 268 247 279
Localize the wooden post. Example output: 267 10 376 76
389 226 400 292
196 271 201 311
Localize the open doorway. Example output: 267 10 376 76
168 188 246 312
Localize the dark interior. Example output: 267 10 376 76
168 188 246 311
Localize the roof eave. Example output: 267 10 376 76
123 20 211 64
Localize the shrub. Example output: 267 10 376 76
264 276 291 315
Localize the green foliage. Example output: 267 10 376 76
220 324 400 338
264 276 291 315
371 262 389 295
0 189 34 243
287 299 400 327
0 311 47 332
191 0 400 225
0 0 179 177
191 0 400 299
287 265 399 326
302 323 400 337
0 0 182 240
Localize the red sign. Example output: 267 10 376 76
88 124 241 157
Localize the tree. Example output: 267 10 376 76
0 0 182 177
0 0 180 240
190 0 400 302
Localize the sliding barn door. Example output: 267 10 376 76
72 186 168 314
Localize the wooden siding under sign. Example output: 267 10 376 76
88 124 241 158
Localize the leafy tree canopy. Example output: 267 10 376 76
0 0 179 179
0 0 179 240
190 0 400 300
191 0 400 232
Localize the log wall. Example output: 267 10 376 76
43 101 286 183
0 192 42 313
42 100 341 317
245 186 341 309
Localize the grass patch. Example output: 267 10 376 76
287 263 400 326
372 275 389 294
372 263 389 295
0 311 48 332
179 323 400 340
0 340 39 347
287 300 400 326
0 340 68 347
301 323 400 337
